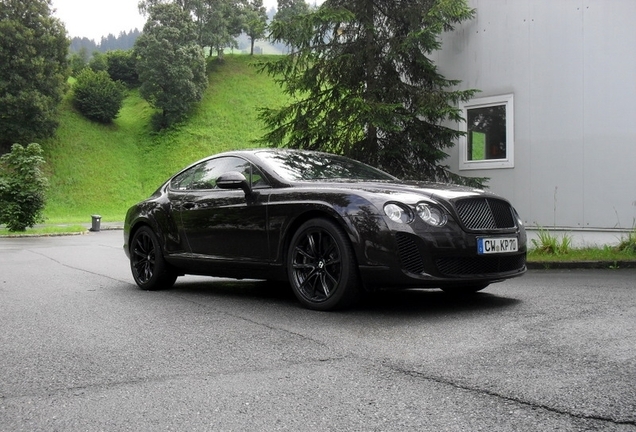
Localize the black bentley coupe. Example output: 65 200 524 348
124 149 526 310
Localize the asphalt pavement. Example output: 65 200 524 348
1 230 635 431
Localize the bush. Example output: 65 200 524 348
88 51 108 72
530 228 572 255
72 69 126 123
0 143 48 232
616 224 636 253
105 50 139 87
69 52 88 77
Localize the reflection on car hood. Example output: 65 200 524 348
293 180 489 201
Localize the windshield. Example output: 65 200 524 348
256 150 398 182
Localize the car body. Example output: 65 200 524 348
124 149 526 310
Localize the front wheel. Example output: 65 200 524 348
287 218 360 311
130 226 177 290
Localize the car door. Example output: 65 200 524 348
172 156 270 262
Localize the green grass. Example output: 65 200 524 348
528 246 636 263
39 54 287 224
528 227 636 263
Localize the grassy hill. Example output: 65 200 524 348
42 55 287 224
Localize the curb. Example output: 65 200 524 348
526 260 636 270
0 224 124 238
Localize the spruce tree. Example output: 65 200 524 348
259 0 481 186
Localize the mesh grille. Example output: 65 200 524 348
455 198 516 230
435 254 526 276
395 232 425 274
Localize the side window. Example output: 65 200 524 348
189 160 219 190
170 156 270 191
459 94 514 170
250 166 269 189
170 166 196 190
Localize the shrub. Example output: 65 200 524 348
531 228 572 255
72 69 126 123
88 51 108 72
105 50 139 87
616 224 636 253
0 143 48 232
69 52 88 77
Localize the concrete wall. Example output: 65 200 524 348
433 0 636 244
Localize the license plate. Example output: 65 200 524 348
477 237 518 254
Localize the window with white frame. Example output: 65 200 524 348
459 94 514 170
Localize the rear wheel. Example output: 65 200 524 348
441 283 489 295
130 226 177 290
287 218 359 311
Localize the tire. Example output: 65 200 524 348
441 283 490 295
287 218 360 311
129 226 177 290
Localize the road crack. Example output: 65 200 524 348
383 362 636 427
27 249 131 284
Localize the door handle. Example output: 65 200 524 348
182 202 197 210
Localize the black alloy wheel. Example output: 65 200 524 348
130 226 177 290
288 218 359 311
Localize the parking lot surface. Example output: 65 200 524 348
1 231 635 431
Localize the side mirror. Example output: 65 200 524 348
217 171 251 195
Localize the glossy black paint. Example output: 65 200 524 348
124 149 527 296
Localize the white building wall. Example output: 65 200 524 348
434 0 636 243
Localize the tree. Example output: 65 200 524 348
134 2 208 128
0 0 69 148
104 50 139 87
258 0 482 186
271 0 311 53
139 0 243 60
273 0 310 24
0 143 48 232
69 46 90 77
191 0 244 60
88 51 108 72
72 69 126 123
243 0 268 55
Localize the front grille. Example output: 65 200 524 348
455 198 516 230
395 232 425 274
435 254 526 276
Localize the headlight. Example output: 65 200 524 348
416 203 447 227
513 208 524 227
384 203 411 224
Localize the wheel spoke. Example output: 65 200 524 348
299 269 319 294
132 232 156 284
307 233 318 257
318 273 331 297
295 245 316 262
323 267 338 287
321 239 336 259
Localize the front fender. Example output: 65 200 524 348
124 199 186 258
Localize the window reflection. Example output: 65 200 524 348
467 105 507 161
170 157 269 190
256 150 397 182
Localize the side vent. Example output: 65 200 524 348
395 232 425 274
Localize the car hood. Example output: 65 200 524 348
294 180 492 202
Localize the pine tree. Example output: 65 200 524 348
258 0 482 186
